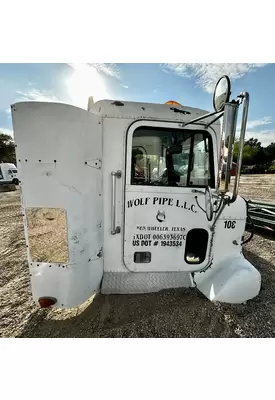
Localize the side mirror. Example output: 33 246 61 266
205 186 214 221
220 103 239 193
213 75 231 112
223 103 239 149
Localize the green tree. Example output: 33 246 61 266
233 136 275 166
265 142 275 163
233 140 259 165
244 138 262 148
0 133 16 164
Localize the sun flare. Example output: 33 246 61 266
66 64 111 109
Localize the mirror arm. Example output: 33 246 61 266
230 92 249 203
212 195 228 227
236 96 244 105
181 110 223 127
204 100 240 129
205 112 224 128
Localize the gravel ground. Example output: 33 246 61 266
1 175 275 338
235 174 275 202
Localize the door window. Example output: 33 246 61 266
131 127 215 188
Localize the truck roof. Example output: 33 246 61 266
0 163 16 168
90 99 221 128
12 99 221 129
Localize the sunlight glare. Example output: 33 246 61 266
66 64 111 109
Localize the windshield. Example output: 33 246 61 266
131 127 214 188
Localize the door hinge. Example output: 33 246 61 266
85 159 102 169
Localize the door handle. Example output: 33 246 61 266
111 170 122 235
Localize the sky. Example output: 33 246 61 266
0 63 275 147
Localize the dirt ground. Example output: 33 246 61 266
232 174 275 202
1 175 275 338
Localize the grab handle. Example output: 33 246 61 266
111 170 122 235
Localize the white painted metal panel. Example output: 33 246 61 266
102 117 129 273
12 102 103 308
100 117 194 293
124 187 212 272
90 100 221 129
123 120 218 273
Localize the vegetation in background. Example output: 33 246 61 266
0 133 16 164
233 138 275 173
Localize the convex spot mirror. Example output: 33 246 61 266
205 186 214 221
213 75 231 112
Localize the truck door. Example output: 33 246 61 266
12 102 103 308
123 121 216 273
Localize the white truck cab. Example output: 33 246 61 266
0 162 19 185
11 76 261 309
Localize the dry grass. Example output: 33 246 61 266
0 175 275 338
